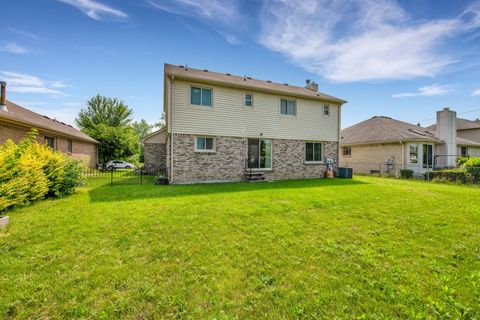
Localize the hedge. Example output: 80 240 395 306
0 130 85 212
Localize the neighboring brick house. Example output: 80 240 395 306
141 127 167 174
339 108 480 176
0 82 98 167
143 64 346 184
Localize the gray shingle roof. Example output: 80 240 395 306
0 100 98 143
342 116 480 147
164 64 346 104
426 117 480 131
341 116 441 145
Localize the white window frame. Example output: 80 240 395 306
244 93 253 107
409 144 418 164
323 104 330 116
279 98 297 116
190 86 213 107
247 138 273 170
195 136 215 152
305 141 324 163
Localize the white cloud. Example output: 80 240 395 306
392 84 453 98
259 0 480 82
8 28 40 40
472 89 480 96
146 0 239 24
0 71 68 96
57 0 127 21
0 42 29 54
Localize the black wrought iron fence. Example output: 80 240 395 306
82 167 165 185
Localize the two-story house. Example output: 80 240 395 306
143 64 346 184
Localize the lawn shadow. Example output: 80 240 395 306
88 178 368 203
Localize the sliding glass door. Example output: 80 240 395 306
423 144 433 168
247 139 272 169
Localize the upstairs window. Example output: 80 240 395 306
280 99 296 116
324 104 330 116
67 139 73 153
191 87 212 107
244 94 253 107
195 136 215 152
342 146 351 156
306 142 323 162
45 136 55 149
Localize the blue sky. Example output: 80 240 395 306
1 0 480 128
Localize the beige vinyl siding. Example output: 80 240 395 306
457 129 480 144
170 80 339 141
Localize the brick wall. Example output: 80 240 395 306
144 143 167 173
339 143 403 174
0 121 97 167
169 133 338 184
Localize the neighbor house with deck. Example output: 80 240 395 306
0 82 98 167
143 64 347 184
339 108 480 176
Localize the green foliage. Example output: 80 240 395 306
59 160 85 196
456 157 469 166
75 95 133 132
2 176 480 318
132 119 152 139
0 130 84 212
400 169 413 179
76 95 140 165
94 124 139 165
425 169 466 183
464 157 480 167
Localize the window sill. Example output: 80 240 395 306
190 104 213 109
248 168 273 172
305 161 324 165
195 150 216 154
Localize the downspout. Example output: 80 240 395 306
400 141 405 171
169 75 174 183
337 104 342 169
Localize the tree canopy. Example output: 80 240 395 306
76 95 133 135
76 95 139 165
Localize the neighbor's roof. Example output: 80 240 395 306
341 116 442 145
426 117 480 131
164 64 346 104
0 100 98 144
140 126 166 143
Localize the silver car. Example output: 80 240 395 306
106 160 136 170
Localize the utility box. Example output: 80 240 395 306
338 167 353 179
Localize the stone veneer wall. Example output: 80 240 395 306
144 143 167 173
170 133 338 184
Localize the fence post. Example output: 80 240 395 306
140 169 143 185
110 169 113 186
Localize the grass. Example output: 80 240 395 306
1 176 479 319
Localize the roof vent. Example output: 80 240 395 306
243 75 247 81
203 69 208 72
226 73 231 76
283 83 289 86
247 76 252 80
179 65 184 68
267 80 272 83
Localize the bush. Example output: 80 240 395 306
400 169 414 179
425 169 466 183
0 130 85 212
464 157 480 167
457 157 469 167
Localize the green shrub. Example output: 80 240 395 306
0 130 85 212
400 169 414 179
425 169 466 183
457 157 469 167
464 157 480 167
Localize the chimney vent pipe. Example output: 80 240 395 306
0 82 7 111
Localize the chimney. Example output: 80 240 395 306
436 107 457 166
0 82 6 111
305 80 318 92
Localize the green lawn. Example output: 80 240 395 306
1 176 479 319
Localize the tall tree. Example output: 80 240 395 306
132 119 152 139
76 95 133 135
76 95 138 165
